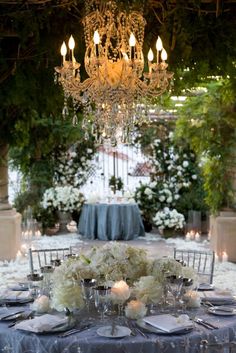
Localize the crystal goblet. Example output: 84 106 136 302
93 286 111 321
81 278 96 313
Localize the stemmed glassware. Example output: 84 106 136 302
93 286 111 321
166 275 183 313
81 279 96 314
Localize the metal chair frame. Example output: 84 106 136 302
174 248 215 284
28 247 72 274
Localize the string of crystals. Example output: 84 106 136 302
55 1 173 145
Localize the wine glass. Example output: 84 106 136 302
166 275 183 313
81 279 96 313
93 286 111 321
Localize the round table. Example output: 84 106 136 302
0 306 236 353
78 203 145 240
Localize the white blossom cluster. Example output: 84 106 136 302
153 207 185 230
135 133 200 225
54 147 94 188
42 185 85 212
50 243 197 311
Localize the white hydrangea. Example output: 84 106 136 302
42 186 85 212
153 208 185 230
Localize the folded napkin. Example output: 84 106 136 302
14 314 68 333
143 314 193 333
200 290 235 304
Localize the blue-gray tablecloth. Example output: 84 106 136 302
78 203 145 240
0 306 236 353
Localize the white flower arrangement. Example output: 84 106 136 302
42 185 85 213
133 276 163 305
50 243 198 311
153 207 185 231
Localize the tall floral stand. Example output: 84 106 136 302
56 211 71 234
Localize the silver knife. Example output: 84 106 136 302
0 310 25 320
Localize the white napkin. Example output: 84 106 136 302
14 314 68 333
200 290 235 304
143 314 193 333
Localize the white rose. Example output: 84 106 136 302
192 175 197 180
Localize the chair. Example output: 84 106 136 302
28 247 73 274
174 248 215 284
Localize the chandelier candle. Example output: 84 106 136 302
93 30 100 58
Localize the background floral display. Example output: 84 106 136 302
54 140 95 188
134 128 202 231
42 185 85 213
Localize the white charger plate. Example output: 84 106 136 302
97 325 131 338
136 319 193 335
208 307 236 316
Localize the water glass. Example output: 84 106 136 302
93 286 111 321
81 279 96 312
166 275 183 312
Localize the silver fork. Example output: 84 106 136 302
58 324 91 338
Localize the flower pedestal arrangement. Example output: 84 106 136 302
160 228 180 239
56 211 71 234
41 185 85 234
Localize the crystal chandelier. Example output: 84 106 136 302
55 1 173 144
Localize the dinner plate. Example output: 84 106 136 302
136 319 193 335
97 325 131 338
198 283 215 291
208 306 236 316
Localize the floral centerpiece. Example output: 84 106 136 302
50 243 197 311
42 185 85 213
153 207 185 235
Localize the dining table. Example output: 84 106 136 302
0 303 236 353
78 202 145 240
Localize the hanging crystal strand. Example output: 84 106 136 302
62 104 69 119
72 114 78 125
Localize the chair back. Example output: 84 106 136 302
174 248 215 284
28 247 72 274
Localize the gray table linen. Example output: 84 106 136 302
0 307 236 353
78 203 145 240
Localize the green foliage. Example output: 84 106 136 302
176 79 236 213
109 176 124 193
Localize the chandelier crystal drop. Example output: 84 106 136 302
55 1 173 145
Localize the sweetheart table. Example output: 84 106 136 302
0 306 236 353
78 202 145 240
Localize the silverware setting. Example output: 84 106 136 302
58 324 91 338
194 318 219 330
125 319 148 338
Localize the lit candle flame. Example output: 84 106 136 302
156 36 163 51
147 48 154 62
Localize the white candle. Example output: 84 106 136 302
125 300 147 319
190 230 195 240
111 280 130 303
195 232 201 242
222 251 228 262
185 232 191 241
